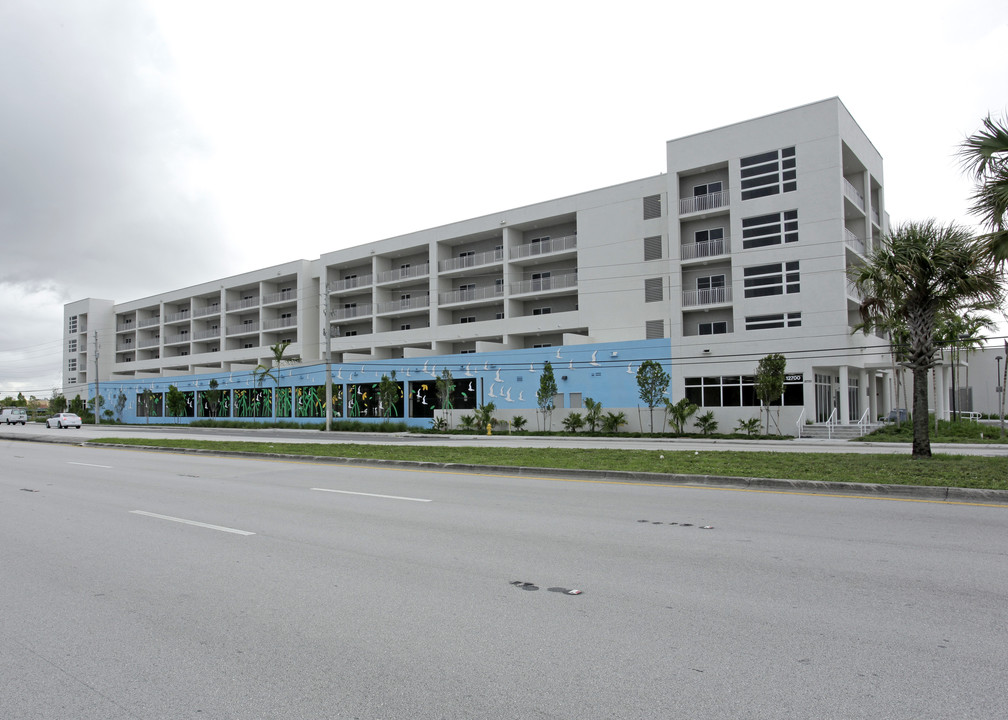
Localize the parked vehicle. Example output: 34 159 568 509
46 412 82 429
1 407 28 425
883 408 909 423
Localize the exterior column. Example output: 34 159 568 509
867 369 878 421
934 362 947 421
838 365 850 424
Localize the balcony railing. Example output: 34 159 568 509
194 305 221 318
843 178 865 212
226 322 259 336
193 328 220 340
263 290 296 305
682 286 732 308
333 303 373 321
439 285 504 305
510 235 577 260
377 296 430 314
263 315 297 330
164 310 190 323
164 333 190 345
510 272 578 295
376 263 429 284
871 206 880 226
137 316 160 328
680 236 730 261
844 228 866 256
138 337 160 349
226 297 260 311
116 322 136 333
115 341 135 351
331 274 373 292
679 190 728 215
439 248 504 272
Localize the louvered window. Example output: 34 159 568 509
643 194 662 220
645 320 665 339
644 278 664 302
644 235 662 261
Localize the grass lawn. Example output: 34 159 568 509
91 438 1008 491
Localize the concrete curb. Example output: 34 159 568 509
70 440 1008 505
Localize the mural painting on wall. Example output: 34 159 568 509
233 387 273 418
347 382 404 418
197 390 231 418
409 378 477 419
135 392 164 417
277 387 293 418
180 391 196 418
295 385 343 418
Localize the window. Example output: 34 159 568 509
643 194 662 219
68 315 78 333
399 294 411 307
180 350 189 356
68 376 76 384
698 321 728 335
531 271 551 290
345 330 357 336
68 339 77 353
457 283 475 293
743 262 799 297
495 312 504 320
694 227 725 245
645 320 664 339
280 312 293 321
644 236 662 261
210 346 218 353
460 348 475 354
344 302 356 311
533 343 552 348
123 354 132 362
685 374 804 407
68 359 77 371
494 278 504 293
124 337 132 345
460 316 476 324
532 307 551 315
693 181 723 197
399 263 411 277
644 277 664 302
243 342 254 349
458 250 475 259
740 146 796 200
400 323 411 331
742 210 798 249
746 312 802 330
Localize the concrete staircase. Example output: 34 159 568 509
796 422 879 440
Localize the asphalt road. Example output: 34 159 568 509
3 439 1007 719
5 420 1008 456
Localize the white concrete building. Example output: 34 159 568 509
63 98 915 432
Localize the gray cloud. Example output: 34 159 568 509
0 1 225 394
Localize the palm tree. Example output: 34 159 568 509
850 220 1004 458
959 114 1008 264
252 341 299 421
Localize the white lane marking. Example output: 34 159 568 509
68 461 112 469
129 510 255 535
311 488 432 503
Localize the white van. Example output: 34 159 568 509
1 407 28 425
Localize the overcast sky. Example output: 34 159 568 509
1 0 1006 398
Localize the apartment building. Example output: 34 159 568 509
63 97 905 432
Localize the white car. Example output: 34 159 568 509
46 412 82 429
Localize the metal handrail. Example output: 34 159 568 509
825 407 838 439
857 407 870 436
796 407 805 438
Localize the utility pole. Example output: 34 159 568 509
93 330 100 426
324 283 332 432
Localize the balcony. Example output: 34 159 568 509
164 310 190 324
682 286 732 308
164 333 190 346
333 303 373 321
331 274 373 292
194 305 221 318
263 315 297 330
138 337 160 349
193 328 221 340
376 263 429 285
679 191 728 215
843 178 865 213
116 321 136 333
439 248 504 272
844 228 866 256
115 341 135 351
226 297 260 312
871 206 880 227
226 322 260 336
510 234 577 260
438 286 504 306
510 272 578 295
137 316 160 329
377 296 430 315
681 236 730 261
263 289 296 305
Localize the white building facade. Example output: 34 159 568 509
63 98 909 432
